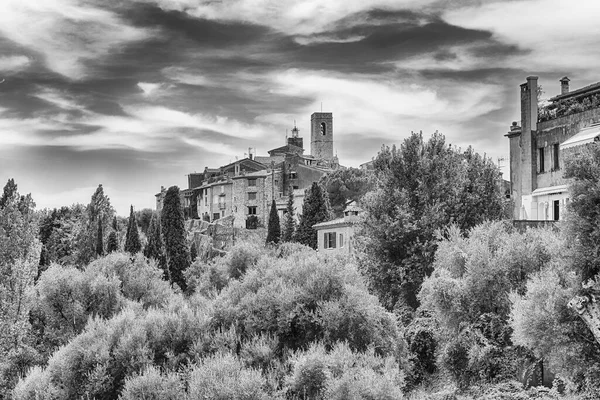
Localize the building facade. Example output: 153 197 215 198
507 76 600 220
313 203 362 255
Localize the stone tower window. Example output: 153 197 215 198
320 122 326 136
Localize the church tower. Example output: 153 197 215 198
310 112 333 161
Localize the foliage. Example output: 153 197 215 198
96 217 104 256
39 205 86 265
266 200 281 245
356 132 510 310
282 185 296 242
76 184 115 266
161 186 190 291
0 179 41 397
296 182 332 249
0 178 18 209
120 366 184 400
188 353 269 400
190 242 197 262
319 167 372 217
144 212 167 279
134 208 154 236
15 298 211 400
125 205 142 255
288 342 405 400
212 247 398 355
564 144 600 283
538 93 600 123
107 231 119 253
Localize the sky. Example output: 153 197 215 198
1 0 600 216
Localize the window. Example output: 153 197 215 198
220 185 225 193
248 178 257 187
553 200 560 221
320 122 327 136
339 234 344 248
248 192 257 201
213 194 219 204
324 232 336 249
538 147 545 173
293 185 299 190
248 206 257 215
553 143 560 170
289 172 297 179
212 213 220 221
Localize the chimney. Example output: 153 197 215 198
248 147 253 160
560 76 570 95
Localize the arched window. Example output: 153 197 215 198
320 122 326 135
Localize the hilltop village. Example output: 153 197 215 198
155 112 345 229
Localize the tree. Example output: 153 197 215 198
160 186 190 291
96 217 104 257
144 212 168 280
319 167 372 217
76 185 114 266
282 186 296 242
266 200 281 245
134 208 154 236
0 179 40 396
190 243 197 262
107 232 118 253
0 178 17 209
296 182 332 249
124 205 141 254
356 132 509 310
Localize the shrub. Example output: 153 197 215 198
120 366 184 400
188 353 268 400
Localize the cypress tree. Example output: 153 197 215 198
144 212 168 280
296 182 332 249
112 216 118 231
282 186 296 242
96 217 104 256
107 231 118 253
161 186 190 291
124 205 142 254
190 243 198 262
266 200 281 245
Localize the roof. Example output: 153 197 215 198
254 155 285 166
313 217 354 230
268 144 304 155
551 81 600 102
561 123 600 150
532 184 568 197
344 202 363 213
231 170 271 179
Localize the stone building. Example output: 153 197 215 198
157 112 340 229
507 76 600 220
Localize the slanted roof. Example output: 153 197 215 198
254 155 285 166
550 81 600 102
313 217 351 230
268 143 304 156
561 123 600 150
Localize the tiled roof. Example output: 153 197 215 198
550 81 600 102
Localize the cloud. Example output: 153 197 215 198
0 0 152 79
0 55 31 72
137 82 163 96
443 0 600 75
139 0 438 36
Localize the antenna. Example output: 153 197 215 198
321 102 323 112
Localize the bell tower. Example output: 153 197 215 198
310 112 333 161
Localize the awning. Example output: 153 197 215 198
531 184 568 197
561 123 600 150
